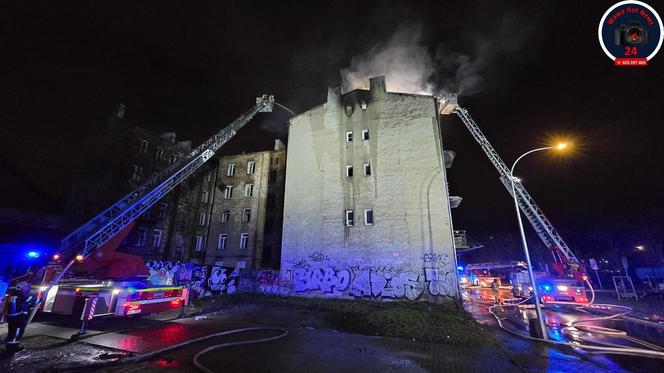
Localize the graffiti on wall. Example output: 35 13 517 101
293 267 351 293
280 252 457 300
207 266 238 295
258 270 280 295
145 261 238 298
146 261 178 285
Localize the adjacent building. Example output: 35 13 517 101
203 141 286 269
66 104 208 262
279 76 459 300
65 104 286 267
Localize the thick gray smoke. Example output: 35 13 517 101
341 25 435 95
341 17 529 96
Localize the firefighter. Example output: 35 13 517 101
491 279 501 307
567 259 580 279
2 281 36 354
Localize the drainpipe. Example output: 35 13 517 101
204 160 220 265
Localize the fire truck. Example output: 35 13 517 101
29 95 274 323
439 96 589 305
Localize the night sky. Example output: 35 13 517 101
1 1 662 247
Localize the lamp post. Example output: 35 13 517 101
509 142 568 340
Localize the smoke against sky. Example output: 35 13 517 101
341 24 435 95
340 15 531 96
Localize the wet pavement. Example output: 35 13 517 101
3 299 519 372
462 286 664 372
3 293 663 372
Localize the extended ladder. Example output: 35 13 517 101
438 96 576 263
61 95 274 260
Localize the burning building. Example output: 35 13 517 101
279 76 460 300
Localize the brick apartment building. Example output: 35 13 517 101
65 104 285 267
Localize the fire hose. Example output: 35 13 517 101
487 280 664 359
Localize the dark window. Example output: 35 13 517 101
269 170 277 182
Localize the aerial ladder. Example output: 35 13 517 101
29 95 274 324
437 95 584 281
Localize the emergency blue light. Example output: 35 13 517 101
456 265 464 271
542 284 552 293
26 251 41 258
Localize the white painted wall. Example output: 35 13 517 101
280 76 457 300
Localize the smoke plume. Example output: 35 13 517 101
341 16 530 96
341 25 435 95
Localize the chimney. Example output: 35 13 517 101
160 132 177 143
326 84 342 106
369 76 386 93
274 139 285 150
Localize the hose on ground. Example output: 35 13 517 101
192 327 289 373
488 301 664 359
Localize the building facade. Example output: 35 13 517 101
203 141 286 269
66 104 286 267
279 76 459 300
66 104 211 262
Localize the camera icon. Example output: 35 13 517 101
615 22 647 46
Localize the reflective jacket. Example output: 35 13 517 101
5 289 34 318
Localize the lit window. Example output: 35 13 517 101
199 213 207 226
227 163 236 176
224 186 233 199
346 131 353 142
155 147 164 160
247 161 255 174
364 163 371 176
364 209 374 226
245 184 254 197
240 233 249 249
217 234 227 250
151 229 163 247
345 210 354 226
243 208 252 222
135 227 147 246
220 210 230 222
346 165 353 177
195 235 204 251
362 129 369 140
139 139 149 154
201 190 209 203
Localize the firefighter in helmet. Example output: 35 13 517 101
567 259 580 279
2 281 37 354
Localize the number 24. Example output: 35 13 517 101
625 47 638 56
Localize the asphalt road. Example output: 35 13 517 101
4 300 519 373
463 286 664 372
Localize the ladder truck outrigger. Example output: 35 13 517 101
31 95 275 326
438 95 589 305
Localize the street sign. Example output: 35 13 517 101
589 258 599 271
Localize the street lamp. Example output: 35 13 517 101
510 142 569 340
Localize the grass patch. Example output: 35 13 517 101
228 294 493 346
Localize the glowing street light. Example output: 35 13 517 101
636 245 645 252
509 141 571 340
